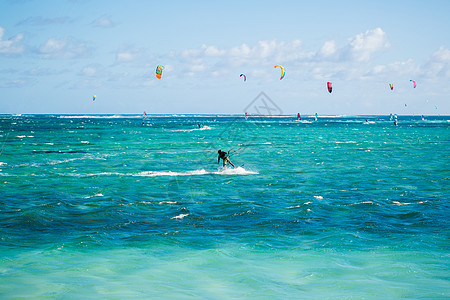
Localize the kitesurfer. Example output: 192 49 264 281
218 150 235 168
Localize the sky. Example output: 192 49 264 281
0 0 449 115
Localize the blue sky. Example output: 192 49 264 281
0 0 449 115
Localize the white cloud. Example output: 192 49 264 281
177 38 313 77
157 28 450 85
174 28 391 80
38 37 91 59
203 45 226 57
256 40 277 58
421 46 450 78
365 59 417 78
40 39 65 53
432 46 450 61
343 27 390 61
318 40 337 58
0 27 24 54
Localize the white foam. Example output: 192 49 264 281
136 169 209 177
159 201 177 205
216 166 258 175
169 125 213 132
393 201 413 206
287 205 301 209
67 167 258 178
171 213 189 220
135 167 257 177
83 193 104 199
313 196 323 200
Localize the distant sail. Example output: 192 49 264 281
389 83 393 91
92 95 96 101
245 112 248 120
297 113 300 121
314 113 318 121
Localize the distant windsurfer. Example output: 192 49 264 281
218 150 235 168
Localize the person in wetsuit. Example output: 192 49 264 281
218 150 235 168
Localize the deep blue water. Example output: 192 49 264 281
0 114 449 298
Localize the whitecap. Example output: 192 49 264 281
171 214 188 220
159 201 177 205
393 201 414 206
313 196 323 200
82 193 104 199
287 205 301 209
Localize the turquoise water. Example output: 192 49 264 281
0 114 449 298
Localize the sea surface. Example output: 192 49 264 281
0 114 449 299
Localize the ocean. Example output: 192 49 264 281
0 114 448 298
